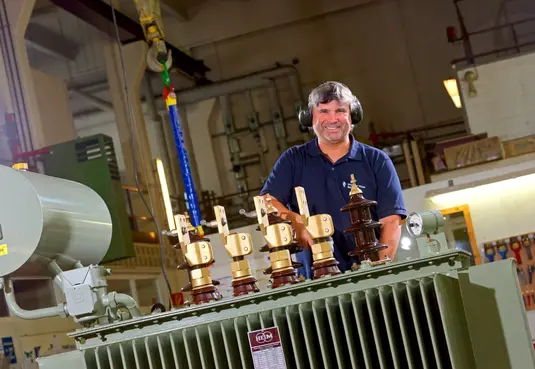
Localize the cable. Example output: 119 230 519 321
109 2 173 310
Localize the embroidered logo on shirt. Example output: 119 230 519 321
342 181 366 190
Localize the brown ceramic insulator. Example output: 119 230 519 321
341 188 387 263
260 243 302 254
232 276 260 296
312 259 341 279
192 285 222 304
271 269 298 288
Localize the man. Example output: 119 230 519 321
259 81 407 279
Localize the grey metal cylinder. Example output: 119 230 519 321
0 165 112 276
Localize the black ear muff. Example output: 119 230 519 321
298 105 313 128
350 99 363 126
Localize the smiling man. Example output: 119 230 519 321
260 81 407 279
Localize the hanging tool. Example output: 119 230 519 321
509 238 522 265
497 241 508 260
528 265 534 285
525 234 535 260
484 243 496 262
133 0 203 236
518 267 527 286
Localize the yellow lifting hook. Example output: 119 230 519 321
133 0 173 72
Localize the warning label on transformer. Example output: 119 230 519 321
247 327 287 369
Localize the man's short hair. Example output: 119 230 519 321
308 81 357 110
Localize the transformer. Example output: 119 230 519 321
0 166 533 368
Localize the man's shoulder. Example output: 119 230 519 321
359 142 391 163
279 141 311 160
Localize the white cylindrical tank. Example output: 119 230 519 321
0 165 113 275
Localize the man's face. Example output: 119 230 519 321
312 100 352 144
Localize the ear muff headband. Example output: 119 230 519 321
298 99 363 128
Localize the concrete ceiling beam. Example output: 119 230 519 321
25 22 78 61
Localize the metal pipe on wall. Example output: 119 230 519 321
220 95 248 201
174 64 304 106
72 64 306 199
72 64 305 119
245 90 269 180
266 81 289 153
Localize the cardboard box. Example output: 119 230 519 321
430 133 488 173
432 133 488 157
444 136 503 170
502 135 535 158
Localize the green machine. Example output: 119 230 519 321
41 134 135 262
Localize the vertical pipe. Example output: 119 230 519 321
245 90 269 179
0 0 32 154
453 0 475 65
266 81 288 153
220 95 247 199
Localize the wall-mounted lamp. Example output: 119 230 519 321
443 79 462 108
463 70 478 97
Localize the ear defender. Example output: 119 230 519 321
298 98 363 128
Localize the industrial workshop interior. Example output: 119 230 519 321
1 0 535 367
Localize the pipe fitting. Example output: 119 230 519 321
3 279 67 320
107 291 142 318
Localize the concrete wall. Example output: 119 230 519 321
458 50 535 140
31 68 76 147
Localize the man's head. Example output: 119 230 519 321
306 81 362 144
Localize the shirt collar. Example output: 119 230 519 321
307 134 363 161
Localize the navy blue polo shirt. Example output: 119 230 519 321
260 135 407 279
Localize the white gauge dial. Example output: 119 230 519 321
407 212 424 237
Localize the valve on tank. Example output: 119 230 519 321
253 195 301 288
174 214 221 304
341 174 387 265
294 186 341 278
213 205 259 296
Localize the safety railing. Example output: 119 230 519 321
451 16 535 67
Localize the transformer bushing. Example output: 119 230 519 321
294 186 341 279
341 174 387 263
214 205 259 296
174 214 222 305
254 196 302 288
